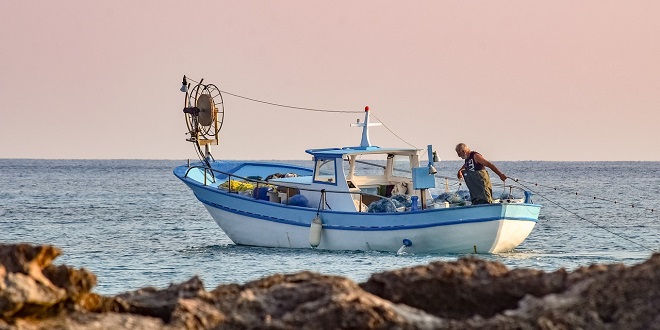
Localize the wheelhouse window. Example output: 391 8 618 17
392 155 413 179
314 158 336 183
350 155 386 177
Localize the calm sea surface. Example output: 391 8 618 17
1 159 658 295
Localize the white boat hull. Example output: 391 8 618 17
207 204 535 253
199 196 538 254
176 163 540 254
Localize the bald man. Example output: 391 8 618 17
455 143 507 205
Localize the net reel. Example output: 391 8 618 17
181 76 225 160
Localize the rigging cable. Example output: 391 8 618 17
186 78 417 149
371 114 417 149
510 178 656 253
186 77 362 114
514 178 655 213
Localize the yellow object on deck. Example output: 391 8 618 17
220 180 255 192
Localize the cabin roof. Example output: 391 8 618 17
305 146 420 158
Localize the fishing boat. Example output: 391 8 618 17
173 77 541 254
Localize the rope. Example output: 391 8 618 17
185 77 417 149
186 77 361 114
221 89 363 114
514 178 656 213
316 189 331 215
371 114 417 149
511 178 656 252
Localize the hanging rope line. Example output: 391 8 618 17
371 114 417 149
511 179 656 252
220 89 363 114
408 169 657 251
186 77 361 114
186 77 418 148
354 158 656 214
513 178 656 213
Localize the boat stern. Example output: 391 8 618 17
488 203 540 252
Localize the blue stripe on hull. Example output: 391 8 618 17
198 195 536 231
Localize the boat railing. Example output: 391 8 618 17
183 164 392 211
492 182 529 201
184 160 217 186
355 159 529 202
184 164 531 211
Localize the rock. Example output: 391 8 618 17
106 276 224 329
43 264 97 303
207 271 444 329
361 254 659 329
3 312 167 330
359 257 577 319
1 243 658 329
0 244 61 289
0 244 67 320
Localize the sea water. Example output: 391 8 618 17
0 159 658 295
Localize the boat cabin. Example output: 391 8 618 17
265 106 436 212
269 146 425 212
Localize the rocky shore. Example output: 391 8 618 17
1 243 658 329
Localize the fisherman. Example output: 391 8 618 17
455 143 507 205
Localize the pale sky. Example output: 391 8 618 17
1 1 659 161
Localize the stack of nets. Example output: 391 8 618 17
434 190 470 205
367 194 412 213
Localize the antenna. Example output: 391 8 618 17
349 106 382 148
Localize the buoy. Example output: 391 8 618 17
396 238 413 255
309 216 322 248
